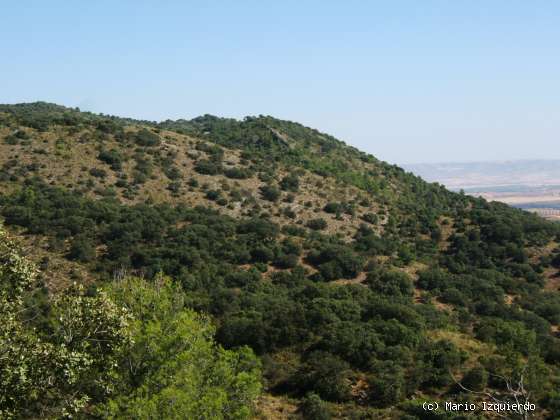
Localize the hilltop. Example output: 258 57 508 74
1 102 560 419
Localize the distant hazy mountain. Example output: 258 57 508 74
404 160 560 220
404 159 560 189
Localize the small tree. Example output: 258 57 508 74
306 218 328 231
260 184 281 202
280 174 299 192
299 393 331 420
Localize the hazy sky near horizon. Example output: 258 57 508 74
2 1 559 164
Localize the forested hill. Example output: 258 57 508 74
1 102 560 419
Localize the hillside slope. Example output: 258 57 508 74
1 102 560 418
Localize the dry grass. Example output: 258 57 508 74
254 394 298 420
427 329 494 368
0 123 390 253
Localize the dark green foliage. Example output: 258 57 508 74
280 174 299 192
461 366 488 391
307 245 364 280
1 226 261 419
323 201 354 216
543 391 560 418
551 252 560 268
237 217 279 241
132 156 152 184
224 167 252 179
419 340 465 389
367 361 406 407
89 167 107 178
205 190 221 201
273 253 299 269
293 351 353 402
68 235 96 262
98 149 124 171
282 225 307 237
167 181 181 195
196 142 224 161
224 270 261 287
366 270 413 297
475 318 536 355
259 184 281 202
306 218 327 231
133 128 160 146
299 393 331 420
164 165 182 180
195 159 222 175
4 135 20 145
311 321 385 368
0 180 558 417
323 202 342 214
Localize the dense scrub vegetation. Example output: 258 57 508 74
1 103 560 418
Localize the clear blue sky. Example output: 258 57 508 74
2 1 559 164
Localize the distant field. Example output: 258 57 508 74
477 194 560 221
523 208 560 220
514 201 560 221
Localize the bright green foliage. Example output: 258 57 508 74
101 276 261 419
0 227 36 302
0 225 131 419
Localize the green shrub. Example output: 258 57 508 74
4 135 19 145
461 366 488 391
89 167 107 178
361 212 378 224
323 202 343 214
206 190 221 201
164 166 182 180
195 159 222 175
224 167 251 179
299 393 331 420
134 128 161 146
259 185 281 202
306 218 327 231
293 351 353 402
307 246 364 281
98 149 123 170
280 174 299 192
274 254 299 269
68 235 96 262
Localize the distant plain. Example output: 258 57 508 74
404 160 560 221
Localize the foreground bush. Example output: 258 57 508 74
101 275 262 419
0 226 261 419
